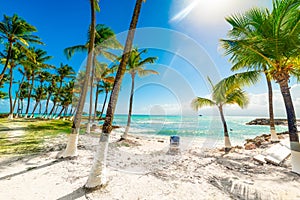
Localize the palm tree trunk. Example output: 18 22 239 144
69 107 73 116
99 91 108 119
0 42 12 82
43 92 52 115
12 75 25 117
93 84 99 122
54 105 59 115
30 101 39 118
57 107 65 119
20 99 23 116
25 76 35 117
265 73 278 142
60 0 96 158
122 74 135 140
86 54 96 133
48 101 57 117
86 0 144 189
278 79 300 174
8 66 14 119
102 0 144 134
218 105 231 149
278 80 299 144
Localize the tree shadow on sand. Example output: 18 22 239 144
57 187 96 200
0 159 63 181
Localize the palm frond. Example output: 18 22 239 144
191 97 215 111
137 69 159 77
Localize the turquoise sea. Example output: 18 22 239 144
111 115 288 145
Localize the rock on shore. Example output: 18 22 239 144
246 118 300 126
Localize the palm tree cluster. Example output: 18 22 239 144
193 0 300 173
0 14 77 119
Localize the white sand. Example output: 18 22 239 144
0 129 300 200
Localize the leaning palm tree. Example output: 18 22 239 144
221 0 300 173
121 48 158 140
60 0 99 158
85 0 147 189
192 77 251 150
0 14 42 82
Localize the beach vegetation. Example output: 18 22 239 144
221 0 300 172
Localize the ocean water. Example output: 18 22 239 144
111 115 288 145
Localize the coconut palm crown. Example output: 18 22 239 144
192 75 253 149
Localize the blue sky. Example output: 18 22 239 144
1 0 299 117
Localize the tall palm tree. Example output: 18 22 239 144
22 47 52 117
121 48 158 140
0 14 42 82
221 0 300 173
60 0 99 158
192 76 252 150
221 8 281 142
102 0 145 134
0 44 25 119
85 0 147 189
65 24 122 134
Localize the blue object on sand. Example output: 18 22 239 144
170 135 180 146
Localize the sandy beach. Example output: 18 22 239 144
0 127 299 200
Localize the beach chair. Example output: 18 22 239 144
167 135 180 155
253 138 291 165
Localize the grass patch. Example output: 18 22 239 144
0 118 72 155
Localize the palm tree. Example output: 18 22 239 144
65 24 122 134
43 74 59 117
0 14 42 82
102 0 145 134
48 63 75 117
121 48 158 140
221 8 281 142
98 80 114 120
93 62 114 122
22 47 52 118
17 81 29 117
85 0 147 189
221 0 300 173
0 44 25 119
56 81 74 119
60 0 99 158
30 86 47 118
192 76 252 150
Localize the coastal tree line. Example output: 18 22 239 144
0 0 299 190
